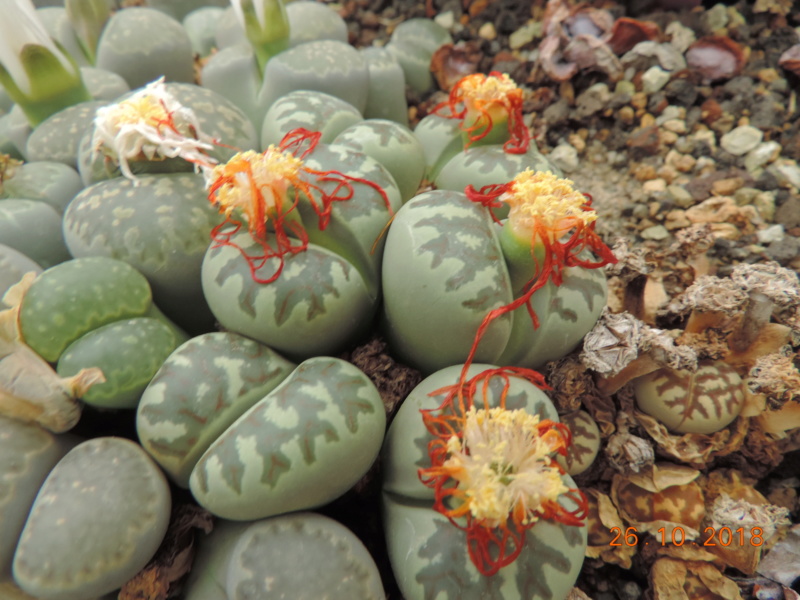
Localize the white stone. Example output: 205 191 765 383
433 11 455 29
509 21 539 50
720 125 763 156
666 21 696 53
757 224 785 244
642 66 671 94
744 141 781 172
656 105 685 125
705 4 729 31
769 159 800 189
641 225 670 240
668 184 694 208
549 144 580 173
478 22 497 41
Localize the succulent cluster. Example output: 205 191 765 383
11 1 796 599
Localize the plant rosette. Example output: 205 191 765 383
382 363 587 600
201 128 401 359
382 170 615 374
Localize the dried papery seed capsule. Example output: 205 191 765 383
633 360 746 435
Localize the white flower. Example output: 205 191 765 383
443 406 568 528
91 77 216 183
0 0 79 96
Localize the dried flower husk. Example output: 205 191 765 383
699 470 791 575
429 42 481 92
611 463 706 541
584 489 638 568
0 273 104 432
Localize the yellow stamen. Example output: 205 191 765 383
459 72 519 104
503 170 597 235
209 147 304 226
443 407 568 528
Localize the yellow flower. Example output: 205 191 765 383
442 407 568 528
502 169 597 239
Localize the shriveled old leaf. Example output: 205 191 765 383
651 558 743 600
0 273 104 432
585 489 638 568
635 410 748 468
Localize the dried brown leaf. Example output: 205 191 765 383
748 350 800 409
635 410 748 468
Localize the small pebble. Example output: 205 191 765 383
775 196 800 228
769 160 800 189
642 66 671 94
619 106 635 125
433 11 455 29
575 83 611 118
712 176 744 196
643 178 667 193
509 21 538 49
666 22 696 53
757 224 785 244
668 184 695 208
704 3 729 31
549 143 580 173
641 224 670 240
662 119 687 134
478 22 497 41
765 235 800 264
744 141 782 172
633 164 658 182
720 125 764 156
753 191 776 222
568 133 586 154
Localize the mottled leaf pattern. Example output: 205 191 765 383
515 523 584 598
138 333 293 462
411 195 509 312
416 518 506 600
272 251 350 325
194 358 375 494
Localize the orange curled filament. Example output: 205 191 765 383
434 71 530 154
207 128 392 284
418 366 589 576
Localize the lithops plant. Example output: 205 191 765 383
382 363 587 599
0 243 41 304
56 317 184 410
63 172 224 332
189 357 385 520
12 437 171 599
137 331 295 488
202 128 401 358
259 40 370 116
183 512 385 600
0 417 77 580
360 47 409 126
17 256 180 364
385 18 452 95
0 199 71 268
260 90 362 149
415 72 558 194
382 171 616 373
0 160 83 215
332 119 426 202
633 360 747 435
95 7 194 89
558 410 602 477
